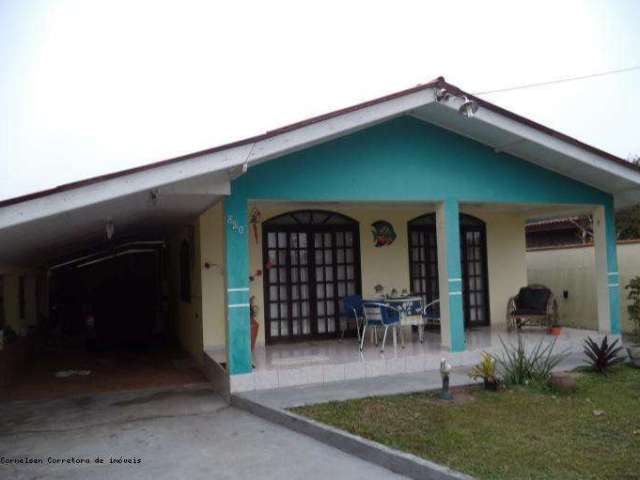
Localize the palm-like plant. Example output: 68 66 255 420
583 336 625 374
496 336 568 386
469 352 498 387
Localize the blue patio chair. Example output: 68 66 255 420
341 294 363 341
361 302 401 353
422 299 440 327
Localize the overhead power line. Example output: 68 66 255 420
472 65 640 96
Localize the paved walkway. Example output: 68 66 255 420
1 385 407 480
237 351 587 409
239 366 476 409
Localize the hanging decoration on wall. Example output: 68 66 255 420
249 269 263 283
371 220 397 247
249 207 262 244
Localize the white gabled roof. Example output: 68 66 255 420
1 77 639 266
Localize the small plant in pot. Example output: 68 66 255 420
469 353 499 390
548 324 562 336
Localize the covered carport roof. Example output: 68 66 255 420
2 76 640 267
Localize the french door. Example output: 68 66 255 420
262 211 361 343
408 213 490 327
459 220 489 326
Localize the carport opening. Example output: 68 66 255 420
50 247 164 351
1 240 207 401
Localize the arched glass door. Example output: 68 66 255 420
262 210 361 343
408 213 490 327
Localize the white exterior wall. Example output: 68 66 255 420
167 225 204 363
527 241 640 333
199 202 227 350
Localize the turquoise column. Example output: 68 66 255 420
224 194 252 375
443 199 466 352
604 202 621 335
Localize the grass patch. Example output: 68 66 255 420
292 365 640 480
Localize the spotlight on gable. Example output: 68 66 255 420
434 87 451 103
458 96 479 118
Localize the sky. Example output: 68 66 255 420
1 0 639 201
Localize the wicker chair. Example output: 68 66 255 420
507 284 558 331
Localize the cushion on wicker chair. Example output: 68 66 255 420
515 287 551 314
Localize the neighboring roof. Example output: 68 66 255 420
526 217 582 232
1 76 639 209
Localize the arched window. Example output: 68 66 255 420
180 240 191 303
264 210 358 226
460 213 485 228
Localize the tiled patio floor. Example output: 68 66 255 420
208 326 607 393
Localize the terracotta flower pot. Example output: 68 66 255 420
548 326 562 336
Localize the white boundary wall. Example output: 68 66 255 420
526 241 640 334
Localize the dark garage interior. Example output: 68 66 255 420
50 248 163 350
0 241 206 401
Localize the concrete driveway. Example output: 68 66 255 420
0 385 406 480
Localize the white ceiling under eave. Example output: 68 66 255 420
0 172 229 267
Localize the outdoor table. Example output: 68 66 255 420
364 295 424 347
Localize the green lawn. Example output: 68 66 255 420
292 366 640 480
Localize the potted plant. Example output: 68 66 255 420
249 296 259 352
548 324 562 336
468 352 499 390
